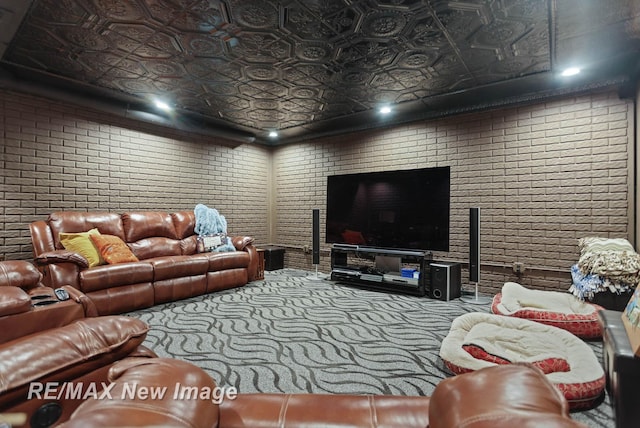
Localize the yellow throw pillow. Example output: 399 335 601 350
90 234 139 264
59 228 104 267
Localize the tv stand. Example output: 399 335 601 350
330 246 432 296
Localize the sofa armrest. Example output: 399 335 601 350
34 250 89 269
60 358 220 428
428 364 587 428
232 237 259 281
62 285 98 317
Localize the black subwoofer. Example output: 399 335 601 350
430 262 461 301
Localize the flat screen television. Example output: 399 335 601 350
326 166 450 252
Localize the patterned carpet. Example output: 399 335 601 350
130 269 614 427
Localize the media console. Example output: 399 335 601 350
330 245 432 296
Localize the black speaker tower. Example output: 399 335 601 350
312 208 320 265
469 207 480 283
308 208 325 280
461 207 490 303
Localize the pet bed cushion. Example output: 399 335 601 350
491 282 603 339
440 312 605 410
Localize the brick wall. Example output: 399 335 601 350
1 88 635 295
0 90 271 260
272 90 634 294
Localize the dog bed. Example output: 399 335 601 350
440 312 605 410
491 282 603 339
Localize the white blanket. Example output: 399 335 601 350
464 322 566 363
498 282 596 315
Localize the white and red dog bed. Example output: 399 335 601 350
440 312 605 410
491 282 603 339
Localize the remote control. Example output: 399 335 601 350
54 288 70 301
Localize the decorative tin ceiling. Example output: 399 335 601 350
0 0 639 144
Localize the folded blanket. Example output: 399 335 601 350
499 282 594 315
569 264 633 301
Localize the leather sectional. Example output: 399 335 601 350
29 211 259 315
0 260 589 427
2 318 588 428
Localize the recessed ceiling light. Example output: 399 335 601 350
561 67 581 77
154 100 171 111
268 131 278 138
379 106 392 114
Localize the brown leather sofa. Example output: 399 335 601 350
29 211 259 315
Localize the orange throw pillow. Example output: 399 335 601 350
90 234 139 264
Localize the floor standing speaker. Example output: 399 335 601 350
469 207 480 283
312 208 320 265
430 262 461 301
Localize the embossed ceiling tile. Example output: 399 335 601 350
290 86 321 99
405 14 448 48
226 0 279 29
229 32 292 63
141 59 186 77
250 99 280 110
204 81 240 95
248 109 286 122
183 57 232 78
238 81 289 99
282 64 334 86
294 42 335 63
167 7 225 33
145 0 184 25
280 99 321 114
396 49 441 69
106 22 157 42
217 96 252 111
90 0 148 21
336 39 398 69
282 1 361 42
178 33 225 57
361 9 411 39
244 64 281 81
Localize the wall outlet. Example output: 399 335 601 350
512 262 525 274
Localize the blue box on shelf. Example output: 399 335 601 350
401 268 417 278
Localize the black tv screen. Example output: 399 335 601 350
326 167 450 252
